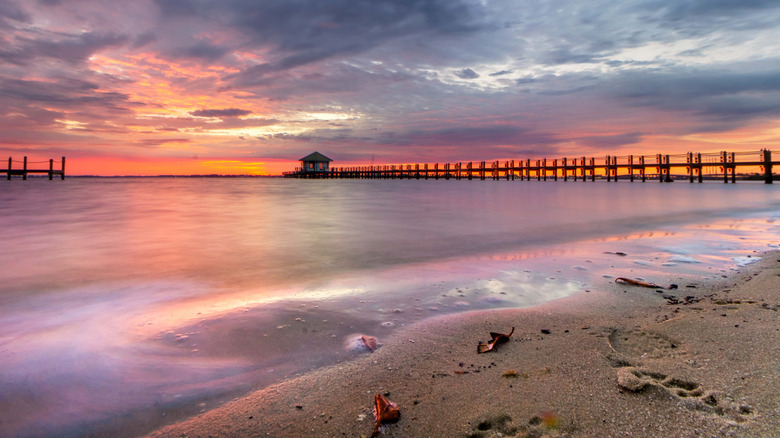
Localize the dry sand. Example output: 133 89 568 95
148 253 780 438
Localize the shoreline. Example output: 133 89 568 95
148 253 779 437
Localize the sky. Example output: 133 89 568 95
1 0 780 176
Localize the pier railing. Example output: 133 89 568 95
284 150 778 184
2 156 66 180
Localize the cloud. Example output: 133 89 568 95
172 42 230 62
607 67 780 120
189 108 252 118
4 0 780 172
138 138 193 146
0 30 127 66
0 0 30 25
455 68 479 79
156 0 488 80
489 70 513 77
572 132 644 149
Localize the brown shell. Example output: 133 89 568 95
372 394 400 436
361 335 378 352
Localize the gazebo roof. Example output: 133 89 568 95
299 151 333 162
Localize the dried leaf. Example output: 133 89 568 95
372 394 400 436
361 335 379 352
477 327 515 354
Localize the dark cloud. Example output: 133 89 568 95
544 46 602 65
377 125 554 149
132 33 158 49
610 69 780 100
489 70 513 77
189 108 252 118
604 68 780 126
0 0 30 24
0 76 131 107
639 0 780 36
156 0 487 77
0 31 127 66
648 0 780 20
455 68 479 79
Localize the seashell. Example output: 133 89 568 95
361 335 379 352
372 394 400 436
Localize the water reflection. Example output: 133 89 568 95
1 179 779 436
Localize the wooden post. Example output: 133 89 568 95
730 153 736 183
7 157 11 180
697 153 703 183
613 156 618 182
763 149 773 184
687 152 694 183
22 156 28 180
49 159 54 180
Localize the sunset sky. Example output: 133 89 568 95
2 0 780 175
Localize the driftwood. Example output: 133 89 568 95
615 277 678 290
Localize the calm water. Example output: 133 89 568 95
1 178 779 437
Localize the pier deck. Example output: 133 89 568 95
284 150 777 184
2 157 66 180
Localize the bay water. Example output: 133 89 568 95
1 178 779 436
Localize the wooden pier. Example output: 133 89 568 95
284 150 777 184
2 156 66 180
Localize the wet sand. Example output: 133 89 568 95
148 253 779 438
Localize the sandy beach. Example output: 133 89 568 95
148 252 779 438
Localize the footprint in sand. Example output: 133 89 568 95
467 413 562 438
615 367 754 424
607 329 753 424
607 328 684 360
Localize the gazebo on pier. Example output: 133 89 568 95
298 151 333 174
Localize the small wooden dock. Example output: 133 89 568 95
2 156 66 180
284 150 778 184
